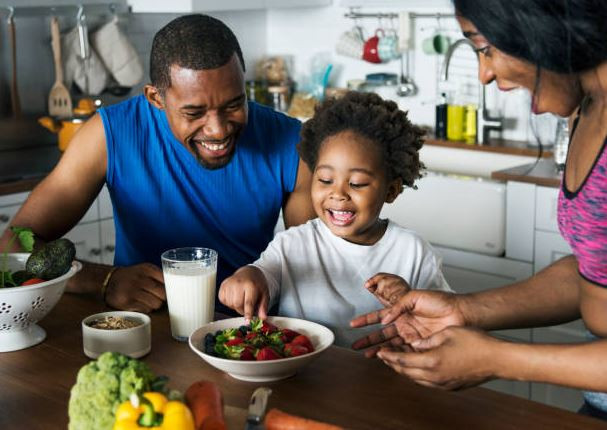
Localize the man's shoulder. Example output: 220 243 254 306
100 94 149 119
248 101 301 133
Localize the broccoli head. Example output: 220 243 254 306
68 352 156 430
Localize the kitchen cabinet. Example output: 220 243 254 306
100 219 115 266
127 0 331 13
0 192 29 232
65 222 103 264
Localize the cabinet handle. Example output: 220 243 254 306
0 214 9 223
90 248 102 256
104 245 115 252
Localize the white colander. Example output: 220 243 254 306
0 253 81 352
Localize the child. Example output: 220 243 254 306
219 92 452 347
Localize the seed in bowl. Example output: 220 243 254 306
87 316 142 330
205 317 314 361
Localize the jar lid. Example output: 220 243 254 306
267 85 289 94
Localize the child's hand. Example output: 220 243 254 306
365 273 411 307
218 266 269 321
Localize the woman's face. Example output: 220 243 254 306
457 16 583 117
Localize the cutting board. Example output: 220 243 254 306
225 404 248 429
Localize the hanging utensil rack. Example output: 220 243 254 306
344 9 455 21
0 3 129 20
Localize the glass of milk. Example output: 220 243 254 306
161 247 218 342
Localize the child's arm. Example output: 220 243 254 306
365 273 411 307
218 266 270 321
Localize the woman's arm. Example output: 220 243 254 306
459 255 581 330
377 327 607 392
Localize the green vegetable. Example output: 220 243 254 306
68 352 157 430
26 238 75 280
0 226 35 288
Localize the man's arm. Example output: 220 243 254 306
282 158 316 228
0 114 108 294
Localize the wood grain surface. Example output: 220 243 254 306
0 293 605 430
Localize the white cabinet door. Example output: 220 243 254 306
535 186 561 233
534 230 571 274
100 219 115 266
65 222 102 264
98 186 113 220
531 327 586 412
0 192 29 231
483 379 530 400
438 246 533 342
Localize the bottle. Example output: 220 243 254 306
435 92 448 140
463 104 477 144
554 117 570 171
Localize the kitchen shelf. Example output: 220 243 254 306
127 0 331 13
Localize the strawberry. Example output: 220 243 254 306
21 278 45 286
261 321 278 335
284 343 309 357
291 335 314 353
281 328 301 341
245 332 257 340
256 346 282 361
226 338 244 346
240 346 256 361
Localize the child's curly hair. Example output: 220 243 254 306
298 91 425 192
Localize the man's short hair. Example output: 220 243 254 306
150 14 245 92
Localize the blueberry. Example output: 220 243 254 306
238 325 248 335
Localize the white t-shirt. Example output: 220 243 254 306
251 218 452 347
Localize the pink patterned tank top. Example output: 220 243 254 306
557 129 607 287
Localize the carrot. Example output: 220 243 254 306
185 380 226 430
264 408 344 430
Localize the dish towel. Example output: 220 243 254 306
91 17 144 87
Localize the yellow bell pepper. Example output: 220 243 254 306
113 392 195 430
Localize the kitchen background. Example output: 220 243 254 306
0 0 582 412
0 0 559 145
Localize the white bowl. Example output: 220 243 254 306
82 311 151 359
0 253 81 352
189 316 334 382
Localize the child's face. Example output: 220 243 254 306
311 130 401 245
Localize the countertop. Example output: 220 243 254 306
491 158 563 188
425 137 553 158
2 293 605 430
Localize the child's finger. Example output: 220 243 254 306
243 287 259 322
257 292 269 320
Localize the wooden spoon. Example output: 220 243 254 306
8 14 21 119
48 16 72 118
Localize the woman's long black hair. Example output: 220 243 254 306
453 0 607 73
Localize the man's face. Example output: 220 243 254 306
150 54 247 169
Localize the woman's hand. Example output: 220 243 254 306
377 326 502 390
350 290 466 356
365 273 411 307
218 266 269 321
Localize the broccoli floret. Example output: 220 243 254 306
68 352 156 430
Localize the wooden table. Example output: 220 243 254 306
1 294 605 430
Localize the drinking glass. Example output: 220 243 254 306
161 247 217 342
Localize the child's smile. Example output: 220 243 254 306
312 130 401 245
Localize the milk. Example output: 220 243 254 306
164 267 216 341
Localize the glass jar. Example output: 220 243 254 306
553 117 570 171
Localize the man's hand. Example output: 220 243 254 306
350 290 465 356
104 263 166 313
218 266 269 321
376 326 502 390
365 273 411 307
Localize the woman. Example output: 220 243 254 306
350 0 607 419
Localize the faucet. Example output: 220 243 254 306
441 38 503 145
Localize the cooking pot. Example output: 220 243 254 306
38 98 96 151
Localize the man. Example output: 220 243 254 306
0 14 314 313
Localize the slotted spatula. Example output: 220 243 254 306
48 16 72 118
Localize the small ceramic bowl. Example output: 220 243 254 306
82 311 151 359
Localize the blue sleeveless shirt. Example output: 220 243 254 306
99 95 301 284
